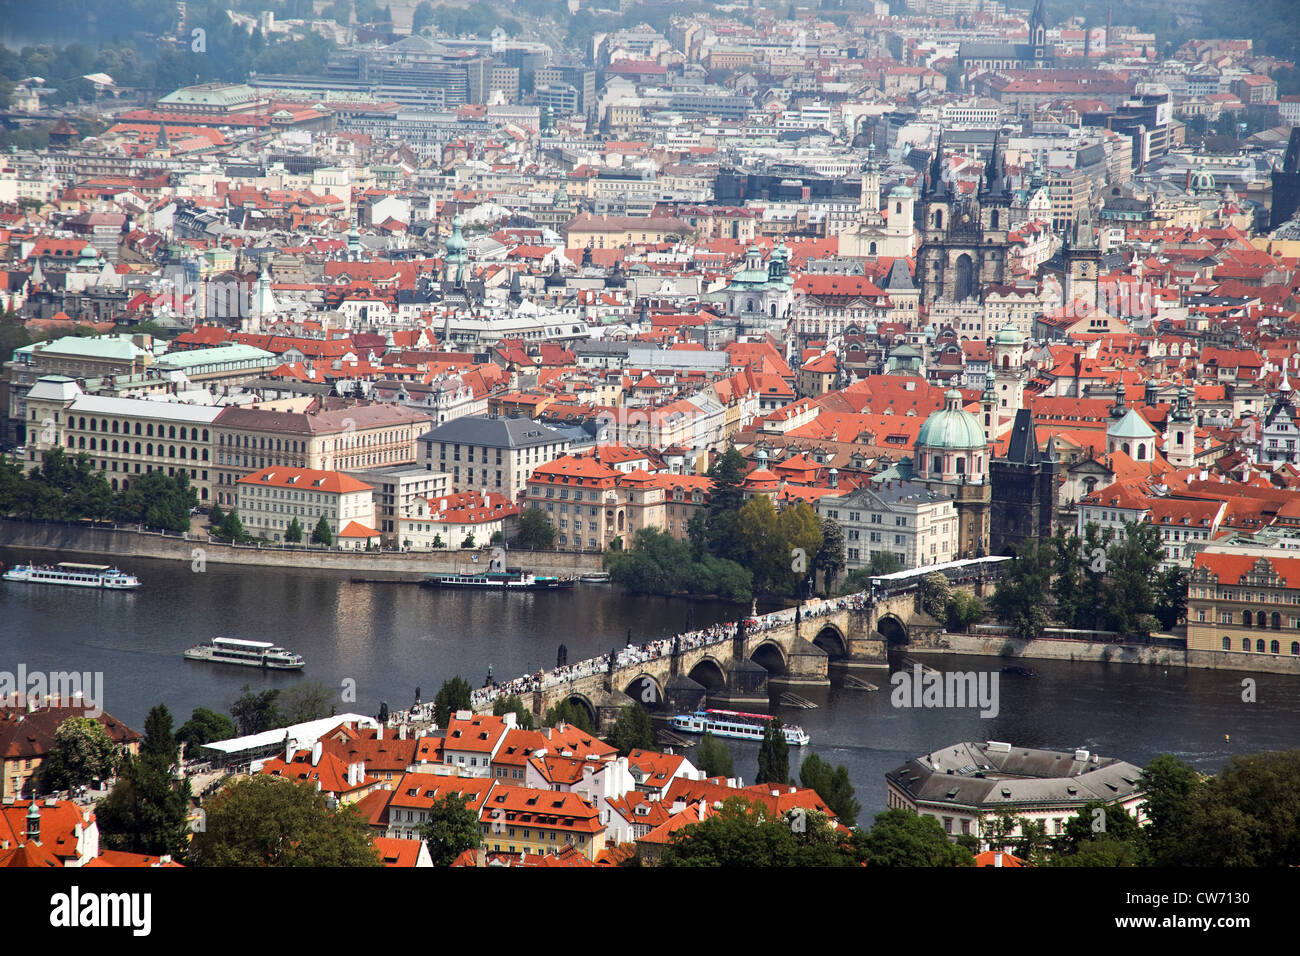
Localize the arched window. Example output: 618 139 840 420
990 210 1000 229
1271 640 1280 654
135 442 141 454
1292 642 1299 656
1222 637 1231 650
134 422 141 435
1256 639 1266 653
1242 638 1250 651
1136 444 1146 461
1272 612 1281 629
1243 610 1253 626
869 242 877 255
934 209 944 230
111 440 118 453
146 444 153 456
956 456 966 474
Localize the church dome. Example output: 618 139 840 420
1190 169 1216 194
994 321 1024 347
917 390 986 451
888 184 914 200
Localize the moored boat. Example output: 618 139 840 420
421 569 575 591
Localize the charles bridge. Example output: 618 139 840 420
472 559 1007 732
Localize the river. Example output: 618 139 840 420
4 546 1299 816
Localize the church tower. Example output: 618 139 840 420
1063 204 1101 311
1030 0 1048 63
860 142 880 220
1166 385 1197 469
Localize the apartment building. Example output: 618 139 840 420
418 415 571 500
213 403 432 507
235 466 377 546
1187 547 1300 670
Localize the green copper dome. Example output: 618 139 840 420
994 321 1024 347
916 390 986 450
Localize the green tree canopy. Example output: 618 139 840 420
660 797 856 867
799 753 860 828
230 685 282 737
609 704 654 757
433 676 474 727
177 707 237 760
694 732 734 779
96 705 191 857
492 694 535 730
756 718 790 786
285 517 303 543
420 791 482 865
542 699 595 734
311 515 333 546
40 716 118 792
280 681 334 724
187 776 381 867
860 808 975 867
515 507 556 549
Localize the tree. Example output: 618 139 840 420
814 516 846 594
217 508 247 543
1101 521 1166 634
419 792 481 865
945 591 985 632
230 685 282 736
542 699 595 734
661 796 856 867
285 517 303 543
433 676 473 727
991 536 1053 639
609 703 654 757
461 533 476 548
1050 800 1142 865
208 502 226 530
114 469 195 532
1166 750 1300 867
695 732 734 779
187 776 381 867
919 572 951 620
704 447 747 561
1139 754 1202 866
40 717 118 792
515 507 556 549
96 705 190 857
860 809 974 866
799 753 860 828
756 718 790 785
177 707 237 760
412 0 435 32
280 681 334 724
492 694 535 730
311 515 333 546
736 495 784 594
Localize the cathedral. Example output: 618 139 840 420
958 0 1055 72
915 133 1013 309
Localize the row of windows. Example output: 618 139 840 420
72 437 208 460
62 417 210 441
1222 637 1300 654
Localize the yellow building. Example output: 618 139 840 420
1187 546 1300 673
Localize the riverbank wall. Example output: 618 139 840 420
909 631 1187 667
0 518 604 577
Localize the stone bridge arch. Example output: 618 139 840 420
750 640 789 676
812 623 848 658
877 613 909 646
688 657 727 691
557 692 598 729
623 673 666 709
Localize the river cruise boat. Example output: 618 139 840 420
2 562 141 589
184 637 305 670
421 569 575 591
670 708 810 746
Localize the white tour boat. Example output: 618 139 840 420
670 708 810 746
184 637 305 670
2 562 141 589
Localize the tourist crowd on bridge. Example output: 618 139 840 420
466 592 872 712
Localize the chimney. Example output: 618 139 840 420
994 851 1003 867
311 740 323 766
697 798 707 821
377 723 383 740
285 742 296 763
399 724 408 740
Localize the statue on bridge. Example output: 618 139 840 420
557 643 568 668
